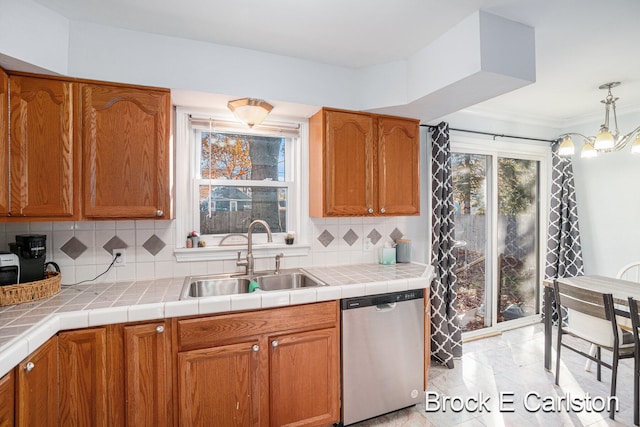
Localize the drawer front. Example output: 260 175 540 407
177 301 338 352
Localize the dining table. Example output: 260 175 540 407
543 275 640 371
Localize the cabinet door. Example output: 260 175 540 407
178 341 262 426
0 69 8 216
58 328 108 426
81 83 170 219
123 321 172 427
0 370 14 427
16 336 59 427
9 76 76 217
324 110 374 216
377 117 420 215
269 328 339 427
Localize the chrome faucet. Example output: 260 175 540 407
236 220 273 275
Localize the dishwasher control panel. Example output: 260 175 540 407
341 288 424 310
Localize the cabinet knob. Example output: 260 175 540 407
271 340 278 348
368 208 374 214
156 325 165 334
25 362 35 372
380 207 386 214
252 345 260 352
156 210 163 217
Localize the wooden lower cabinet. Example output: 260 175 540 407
0 370 14 427
269 328 339 427
176 301 340 427
59 328 108 426
16 336 59 427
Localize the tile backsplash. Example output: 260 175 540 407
0 216 427 285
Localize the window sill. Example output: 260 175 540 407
174 243 311 262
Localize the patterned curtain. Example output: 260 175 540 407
430 122 462 368
544 140 584 322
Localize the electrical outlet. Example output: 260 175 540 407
113 249 127 267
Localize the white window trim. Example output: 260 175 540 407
174 107 310 262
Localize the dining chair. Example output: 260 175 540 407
554 280 635 420
627 296 640 426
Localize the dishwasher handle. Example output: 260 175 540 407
375 302 397 312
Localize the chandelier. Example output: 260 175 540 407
558 82 640 158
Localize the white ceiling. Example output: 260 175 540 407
32 0 640 129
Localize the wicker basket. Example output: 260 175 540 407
0 272 61 306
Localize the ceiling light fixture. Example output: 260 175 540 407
559 82 640 158
227 98 273 127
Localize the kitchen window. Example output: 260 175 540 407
183 116 301 246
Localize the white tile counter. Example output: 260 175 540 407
0 262 434 377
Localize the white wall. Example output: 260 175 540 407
566 110 640 276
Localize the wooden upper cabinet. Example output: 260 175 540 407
377 116 420 215
15 336 59 427
309 107 419 217
81 83 170 219
9 75 77 218
0 69 8 216
58 328 108 426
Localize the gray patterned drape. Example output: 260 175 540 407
544 140 584 322
430 122 462 368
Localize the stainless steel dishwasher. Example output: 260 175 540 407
341 289 425 425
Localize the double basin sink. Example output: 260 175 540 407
180 268 326 299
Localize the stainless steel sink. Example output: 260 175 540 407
180 268 326 299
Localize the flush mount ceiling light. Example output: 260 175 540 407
227 98 273 128
559 82 640 158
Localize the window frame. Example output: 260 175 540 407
174 107 310 262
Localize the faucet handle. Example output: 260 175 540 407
236 251 248 267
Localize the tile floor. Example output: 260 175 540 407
352 323 638 427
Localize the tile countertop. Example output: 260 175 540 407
0 262 434 378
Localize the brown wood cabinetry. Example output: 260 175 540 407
81 83 170 219
9 75 78 219
15 336 59 427
0 69 8 216
309 107 419 217
58 328 108 426
0 370 14 427
176 301 340 426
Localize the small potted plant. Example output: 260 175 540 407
187 231 200 248
285 232 295 245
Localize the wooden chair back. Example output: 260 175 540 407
617 261 640 282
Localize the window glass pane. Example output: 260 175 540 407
200 132 285 181
199 185 287 234
451 154 489 332
497 158 539 324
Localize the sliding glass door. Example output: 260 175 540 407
451 139 546 334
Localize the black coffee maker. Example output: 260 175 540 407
10 234 47 283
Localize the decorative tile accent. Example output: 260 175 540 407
317 230 335 248
343 229 359 246
102 236 128 254
143 234 166 256
367 228 382 245
390 227 404 242
60 237 88 260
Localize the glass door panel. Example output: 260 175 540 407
451 154 490 332
497 158 539 324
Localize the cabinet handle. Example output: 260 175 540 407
380 207 386 214
25 362 35 372
272 340 278 349
156 325 165 334
252 345 259 352
156 210 163 217
368 208 374 214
